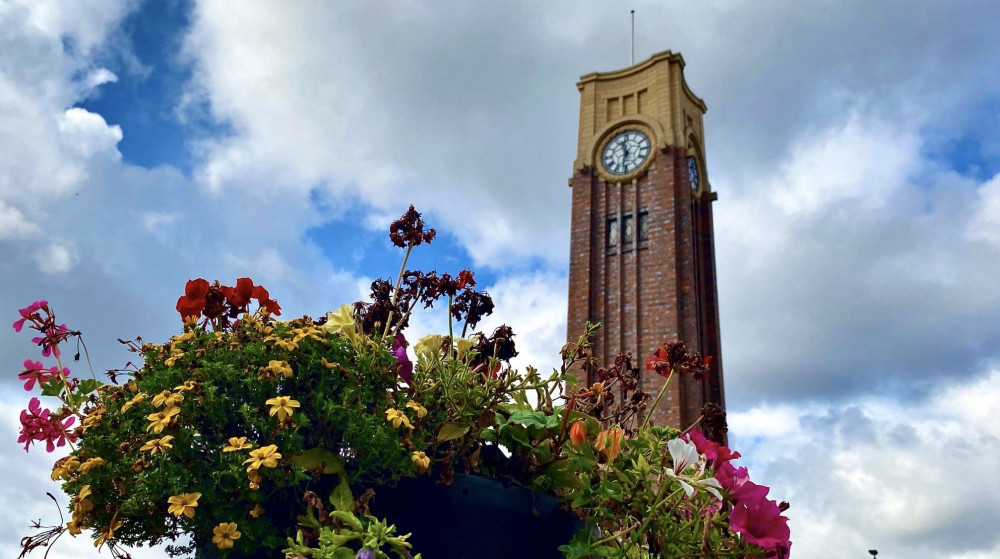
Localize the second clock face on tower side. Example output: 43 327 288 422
601 130 651 176
687 156 699 192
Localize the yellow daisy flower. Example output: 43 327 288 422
167 492 202 518
79 457 106 473
265 396 300 422
146 406 180 433
258 360 293 380
273 338 298 351
51 456 81 481
152 390 184 408
139 435 174 454
249 504 265 518
212 522 241 550
174 380 197 392
385 408 413 429
411 451 430 472
66 520 82 536
120 393 146 413
243 445 281 471
164 348 185 367
223 436 253 452
405 400 428 419
94 518 123 548
73 485 94 515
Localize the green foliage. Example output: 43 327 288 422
58 315 413 556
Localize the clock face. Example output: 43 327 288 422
687 157 699 191
602 130 651 176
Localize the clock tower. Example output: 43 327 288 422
567 50 725 429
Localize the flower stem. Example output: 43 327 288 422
447 295 454 359
383 242 415 338
641 369 674 430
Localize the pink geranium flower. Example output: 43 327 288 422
17 397 77 452
31 323 69 358
12 300 47 332
17 359 66 391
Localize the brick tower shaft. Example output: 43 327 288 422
566 50 725 429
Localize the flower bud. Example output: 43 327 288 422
355 548 376 559
569 421 587 446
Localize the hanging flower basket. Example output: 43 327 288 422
13 206 790 559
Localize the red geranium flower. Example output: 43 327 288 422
176 278 210 319
252 285 281 316
456 270 475 290
222 277 255 308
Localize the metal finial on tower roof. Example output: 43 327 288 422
630 10 635 65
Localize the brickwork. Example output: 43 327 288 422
567 50 725 430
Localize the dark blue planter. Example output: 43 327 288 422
370 473 583 559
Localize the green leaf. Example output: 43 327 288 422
544 460 581 489
500 424 531 448
437 422 470 442
329 477 354 512
329 510 363 531
480 428 498 443
76 378 101 395
507 410 550 428
39 380 63 397
289 447 345 475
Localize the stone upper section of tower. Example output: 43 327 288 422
573 50 708 179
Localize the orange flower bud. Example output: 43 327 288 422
569 421 587 446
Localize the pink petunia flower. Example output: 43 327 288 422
729 496 791 554
392 332 413 383
685 428 741 466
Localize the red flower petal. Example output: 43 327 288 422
176 295 206 319
184 279 210 298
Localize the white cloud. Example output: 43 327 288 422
58 108 123 159
82 67 118 91
767 112 921 215
729 370 1000 559
966 175 1000 245
716 109 1000 405
479 271 569 376
33 241 78 274
0 200 39 239
181 0 579 268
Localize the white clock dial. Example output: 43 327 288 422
602 130 651 176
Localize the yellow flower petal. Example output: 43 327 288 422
265 396 301 422
212 522 241 549
405 400 428 419
324 304 357 338
167 492 201 518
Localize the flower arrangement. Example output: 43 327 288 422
14 206 791 559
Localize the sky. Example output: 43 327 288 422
1 0 999 557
